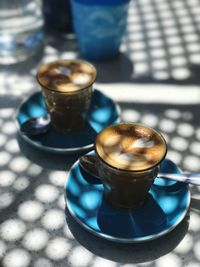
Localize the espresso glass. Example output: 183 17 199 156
80 123 167 209
36 59 96 132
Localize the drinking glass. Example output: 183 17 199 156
0 0 44 64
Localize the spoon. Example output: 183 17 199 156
79 156 200 186
20 115 51 135
157 172 200 186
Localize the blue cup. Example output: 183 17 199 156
71 0 130 61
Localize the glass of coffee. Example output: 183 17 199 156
36 59 96 132
80 123 167 209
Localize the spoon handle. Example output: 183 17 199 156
158 172 200 186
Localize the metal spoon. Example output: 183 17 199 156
20 115 51 135
157 172 200 186
80 155 200 186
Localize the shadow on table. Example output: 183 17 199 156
190 197 200 214
94 52 134 83
93 53 200 85
17 133 80 170
65 208 189 264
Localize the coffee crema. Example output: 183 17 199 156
95 123 167 171
37 59 96 93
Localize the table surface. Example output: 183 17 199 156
1 0 200 266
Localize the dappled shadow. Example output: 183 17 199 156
118 0 200 85
119 100 200 172
1 0 200 266
17 133 79 170
1 0 199 86
1 97 200 266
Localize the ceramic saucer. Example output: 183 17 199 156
65 155 190 243
16 90 120 154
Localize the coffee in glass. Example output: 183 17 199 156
96 123 167 171
81 123 167 209
36 59 96 132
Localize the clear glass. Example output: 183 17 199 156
79 153 160 209
36 59 97 133
98 159 158 209
0 0 44 64
41 85 94 132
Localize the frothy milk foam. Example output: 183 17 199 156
37 60 96 92
96 124 166 171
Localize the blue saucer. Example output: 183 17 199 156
16 90 120 154
65 156 190 243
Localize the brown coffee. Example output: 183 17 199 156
37 60 96 93
36 59 96 132
96 123 167 171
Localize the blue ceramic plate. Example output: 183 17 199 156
16 90 120 154
65 154 190 243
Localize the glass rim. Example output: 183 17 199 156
36 59 97 94
94 122 168 173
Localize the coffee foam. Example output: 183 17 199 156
96 124 166 171
37 60 96 93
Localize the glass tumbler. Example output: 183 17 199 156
0 0 44 64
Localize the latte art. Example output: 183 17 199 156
56 66 72 76
37 60 96 93
131 137 155 149
96 124 167 171
72 73 92 85
103 136 154 168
